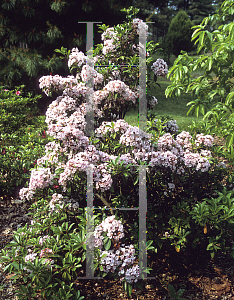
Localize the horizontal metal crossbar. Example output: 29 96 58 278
93 64 139 67
93 207 140 211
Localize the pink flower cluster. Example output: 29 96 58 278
151 58 168 77
68 47 87 68
24 247 54 273
132 18 148 36
103 80 138 104
101 27 120 55
39 75 78 96
149 96 158 108
119 126 153 151
148 131 212 173
94 216 139 283
194 133 214 147
183 152 211 172
95 119 129 137
19 167 54 200
81 64 104 85
94 215 124 247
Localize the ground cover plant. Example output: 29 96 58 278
0 86 53 198
1 3 234 300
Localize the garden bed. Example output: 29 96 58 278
1 189 234 300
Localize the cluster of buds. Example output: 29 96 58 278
93 215 140 283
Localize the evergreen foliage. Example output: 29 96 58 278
165 10 194 56
0 0 133 91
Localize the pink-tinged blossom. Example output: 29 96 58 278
183 152 211 172
39 248 53 258
39 75 77 96
19 187 35 201
151 59 168 77
101 27 117 41
28 167 54 191
176 131 192 150
102 80 137 104
149 96 158 108
94 164 113 192
103 39 117 55
19 167 54 201
132 18 148 36
157 133 176 151
149 151 178 172
95 119 129 137
123 264 140 283
39 235 50 246
68 48 87 68
25 251 37 263
119 126 152 151
81 64 104 85
49 193 64 211
94 215 124 248
195 133 214 147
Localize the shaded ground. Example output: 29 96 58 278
0 195 234 300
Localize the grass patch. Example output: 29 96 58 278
124 77 205 131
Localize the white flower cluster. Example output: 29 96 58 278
151 58 168 77
39 75 77 96
120 126 153 151
94 215 124 248
94 216 139 284
81 64 104 85
39 248 54 268
25 251 37 263
132 18 148 36
19 167 54 200
194 133 214 147
147 131 213 173
163 120 179 134
149 96 158 108
183 152 210 172
101 27 119 55
24 247 54 273
68 47 87 68
95 119 129 137
104 80 138 104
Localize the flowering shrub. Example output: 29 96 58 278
1 6 234 300
151 58 168 77
93 215 140 284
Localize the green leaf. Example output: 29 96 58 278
226 133 234 149
104 239 111 251
195 105 199 118
126 283 133 297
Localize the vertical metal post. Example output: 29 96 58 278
78 21 101 279
139 22 147 280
